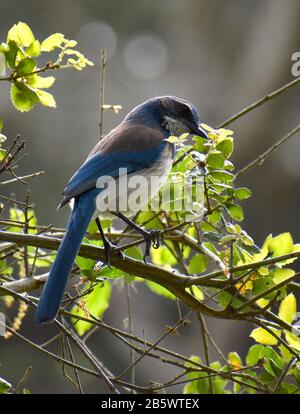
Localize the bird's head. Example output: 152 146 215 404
125 96 208 140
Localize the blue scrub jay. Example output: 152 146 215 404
36 96 208 325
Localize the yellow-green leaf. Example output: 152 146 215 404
228 352 242 369
146 280 175 300
272 268 295 284
71 281 111 336
250 327 279 345
33 76 55 89
41 33 64 52
188 286 204 301
7 22 35 47
226 203 244 222
268 233 294 257
279 293 297 324
27 40 41 57
285 331 300 351
36 89 56 108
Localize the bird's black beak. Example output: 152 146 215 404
190 123 208 140
184 119 208 139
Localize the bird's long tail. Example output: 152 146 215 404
36 191 96 325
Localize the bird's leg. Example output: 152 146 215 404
112 212 162 262
95 217 124 265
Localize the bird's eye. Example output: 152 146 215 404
181 105 190 116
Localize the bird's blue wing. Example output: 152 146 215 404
60 141 166 207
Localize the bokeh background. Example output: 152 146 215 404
1 0 300 393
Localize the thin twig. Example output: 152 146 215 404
235 123 300 179
99 50 107 139
218 77 300 128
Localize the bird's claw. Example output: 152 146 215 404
143 229 162 263
103 240 124 268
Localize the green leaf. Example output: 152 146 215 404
16 58 36 76
30 75 55 89
226 203 244 221
7 22 35 47
278 293 297 324
250 327 279 345
246 344 264 365
27 40 41 57
145 280 175 300
279 345 293 363
95 266 124 279
151 245 177 268
71 281 111 336
41 33 65 52
234 188 252 200
125 246 143 260
10 82 39 112
272 268 295 284
0 377 11 393
189 286 204 301
277 383 298 394
216 138 234 159
188 254 207 274
228 352 242 369
268 233 294 257
206 151 225 169
261 347 285 376
36 89 56 108
76 255 95 277
5 40 19 68
252 277 275 299
209 170 234 182
285 331 300 351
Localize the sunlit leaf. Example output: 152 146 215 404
145 280 175 300
279 293 297 324
228 352 242 369
226 203 244 222
71 281 111 336
250 327 279 345
36 89 56 108
285 331 300 351
209 170 234 182
268 233 294 257
206 151 225 169
234 188 252 200
188 254 207 274
188 286 204 301
40 33 65 52
7 22 35 47
246 344 264 365
216 138 234 159
27 40 41 57
27 75 55 89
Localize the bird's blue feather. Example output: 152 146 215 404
62 142 167 204
36 189 99 324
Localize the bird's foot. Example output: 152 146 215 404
143 229 162 263
103 239 124 267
